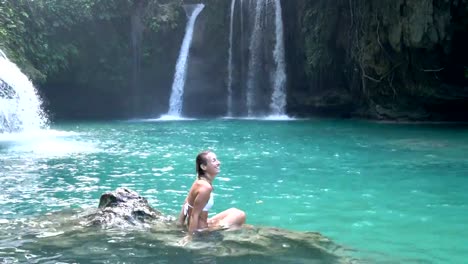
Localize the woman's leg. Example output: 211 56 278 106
208 208 246 229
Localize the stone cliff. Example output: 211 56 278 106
283 0 468 121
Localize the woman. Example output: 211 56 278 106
177 151 246 236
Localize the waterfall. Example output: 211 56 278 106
166 4 205 117
0 50 48 133
130 1 145 116
240 0 245 115
269 0 287 116
226 0 288 118
226 0 236 117
246 0 264 117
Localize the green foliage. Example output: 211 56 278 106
0 0 92 80
146 1 182 32
0 0 183 83
0 0 39 78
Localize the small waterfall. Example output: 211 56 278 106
246 0 264 117
270 0 287 116
240 0 245 113
130 1 145 115
226 0 236 117
0 50 48 133
226 0 288 118
166 4 205 117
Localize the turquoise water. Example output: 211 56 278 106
1 119 468 263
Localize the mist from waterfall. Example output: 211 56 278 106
0 50 48 133
226 0 288 118
166 4 205 117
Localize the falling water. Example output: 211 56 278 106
269 0 287 116
0 50 48 133
240 0 245 107
130 1 145 115
228 0 288 118
246 0 264 117
166 4 205 117
226 0 236 117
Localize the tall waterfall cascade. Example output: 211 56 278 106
0 50 48 133
226 0 288 118
270 0 287 117
226 0 237 117
165 4 205 118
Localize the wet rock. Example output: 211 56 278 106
284 0 468 121
1 188 359 263
89 188 358 263
83 187 174 228
202 226 358 263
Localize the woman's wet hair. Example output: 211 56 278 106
196 151 211 178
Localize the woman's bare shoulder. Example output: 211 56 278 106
194 180 213 193
187 180 212 197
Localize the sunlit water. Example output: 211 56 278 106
1 119 467 263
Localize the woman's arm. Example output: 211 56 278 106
176 203 186 227
188 185 211 234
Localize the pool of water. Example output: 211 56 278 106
1 119 467 263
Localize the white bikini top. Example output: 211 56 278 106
202 193 214 211
183 193 214 215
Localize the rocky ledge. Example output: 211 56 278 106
75 187 358 263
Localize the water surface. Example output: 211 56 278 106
1 119 467 263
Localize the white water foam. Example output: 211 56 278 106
154 115 196 121
0 50 48 132
0 129 98 157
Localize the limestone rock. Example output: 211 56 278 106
83 187 174 228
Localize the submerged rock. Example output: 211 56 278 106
167 226 359 263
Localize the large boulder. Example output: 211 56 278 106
83 187 175 228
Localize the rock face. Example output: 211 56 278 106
180 0 468 121
283 0 468 121
84 187 174 228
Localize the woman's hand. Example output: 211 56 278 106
178 235 192 246
176 220 184 228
